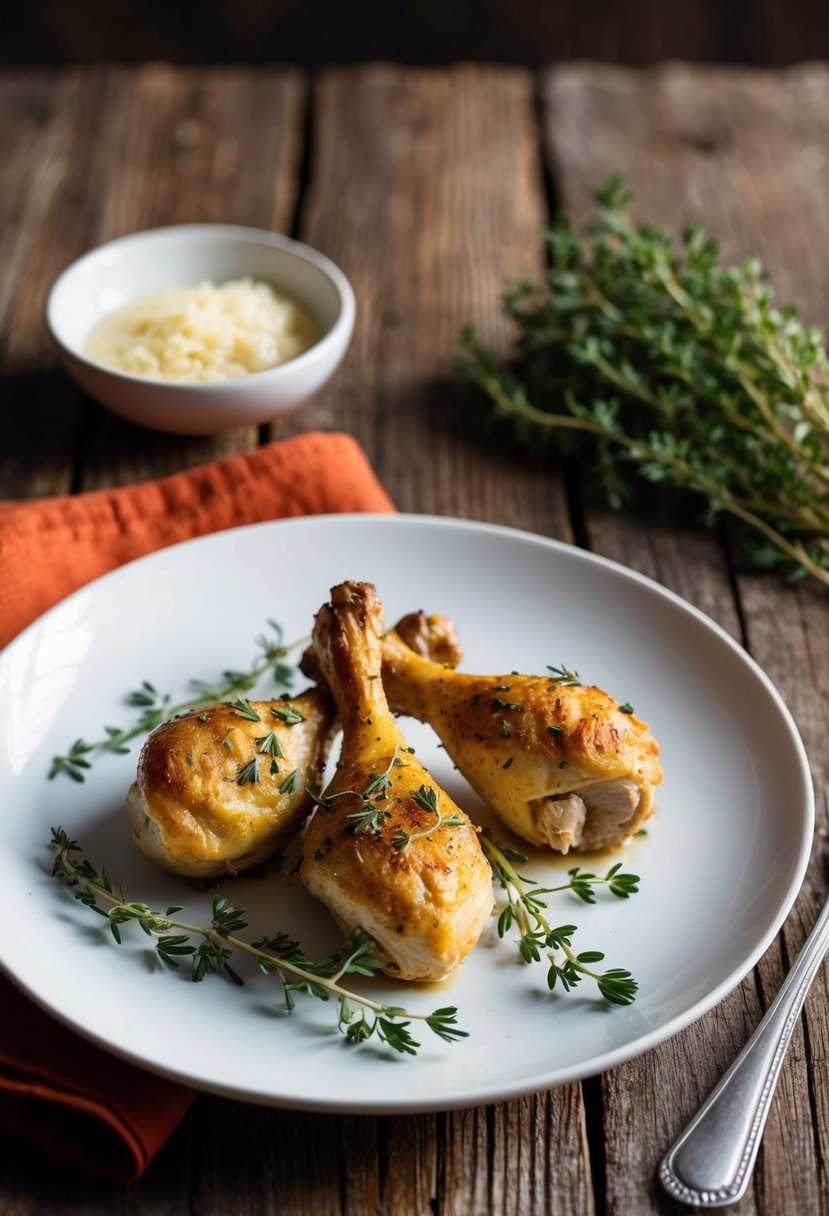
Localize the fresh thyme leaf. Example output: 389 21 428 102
491 697 521 712
270 704 305 725
346 802 391 836
129 681 164 707
48 739 94 783
364 751 402 800
393 786 465 852
411 785 439 816
546 664 582 687
255 731 285 760
424 1007 468 1043
103 726 131 755
562 864 641 904
377 1018 419 1056
618 702 634 714
547 725 564 736
49 619 303 782
595 968 639 1005
340 929 385 977
50 829 467 1057
233 698 261 722
279 769 298 795
237 758 260 785
458 175 829 589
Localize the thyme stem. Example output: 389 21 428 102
49 622 310 782
481 830 639 1005
50 828 466 1056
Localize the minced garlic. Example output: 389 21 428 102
84 278 320 383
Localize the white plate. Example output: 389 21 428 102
0 515 813 1111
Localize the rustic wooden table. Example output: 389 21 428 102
4 60 829 1214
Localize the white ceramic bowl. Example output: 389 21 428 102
45 224 356 435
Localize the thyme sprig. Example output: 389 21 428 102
50 827 466 1057
393 785 466 853
547 663 582 687
49 620 304 782
308 750 406 839
458 176 829 588
481 830 639 1005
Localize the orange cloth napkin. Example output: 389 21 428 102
0 432 395 1180
0 431 394 650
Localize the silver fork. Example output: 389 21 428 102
659 895 829 1208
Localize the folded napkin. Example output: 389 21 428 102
0 432 394 650
0 432 394 1180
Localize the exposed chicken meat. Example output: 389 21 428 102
532 777 647 853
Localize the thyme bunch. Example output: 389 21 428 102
49 620 302 782
481 831 639 1005
50 828 466 1057
458 177 829 587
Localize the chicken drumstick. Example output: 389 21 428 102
299 583 493 982
381 622 662 854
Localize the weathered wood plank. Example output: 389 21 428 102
279 63 571 538
488 1091 594 1215
545 61 829 1215
0 70 108 498
191 1103 344 1216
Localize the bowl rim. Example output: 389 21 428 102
44 223 356 393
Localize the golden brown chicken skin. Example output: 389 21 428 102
128 688 336 877
298 609 463 684
381 625 662 853
300 583 493 982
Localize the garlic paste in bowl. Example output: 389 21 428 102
84 278 320 384
46 223 355 434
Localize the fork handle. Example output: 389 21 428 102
659 897 829 1208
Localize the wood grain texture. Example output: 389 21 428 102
545 61 829 1214
278 64 572 539
0 70 105 498
441 1093 595 1216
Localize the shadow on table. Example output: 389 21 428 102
3 362 258 491
2 367 89 495
437 374 709 535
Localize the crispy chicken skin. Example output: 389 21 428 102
128 689 336 877
390 611 463 667
298 609 463 684
381 624 662 853
299 583 493 983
